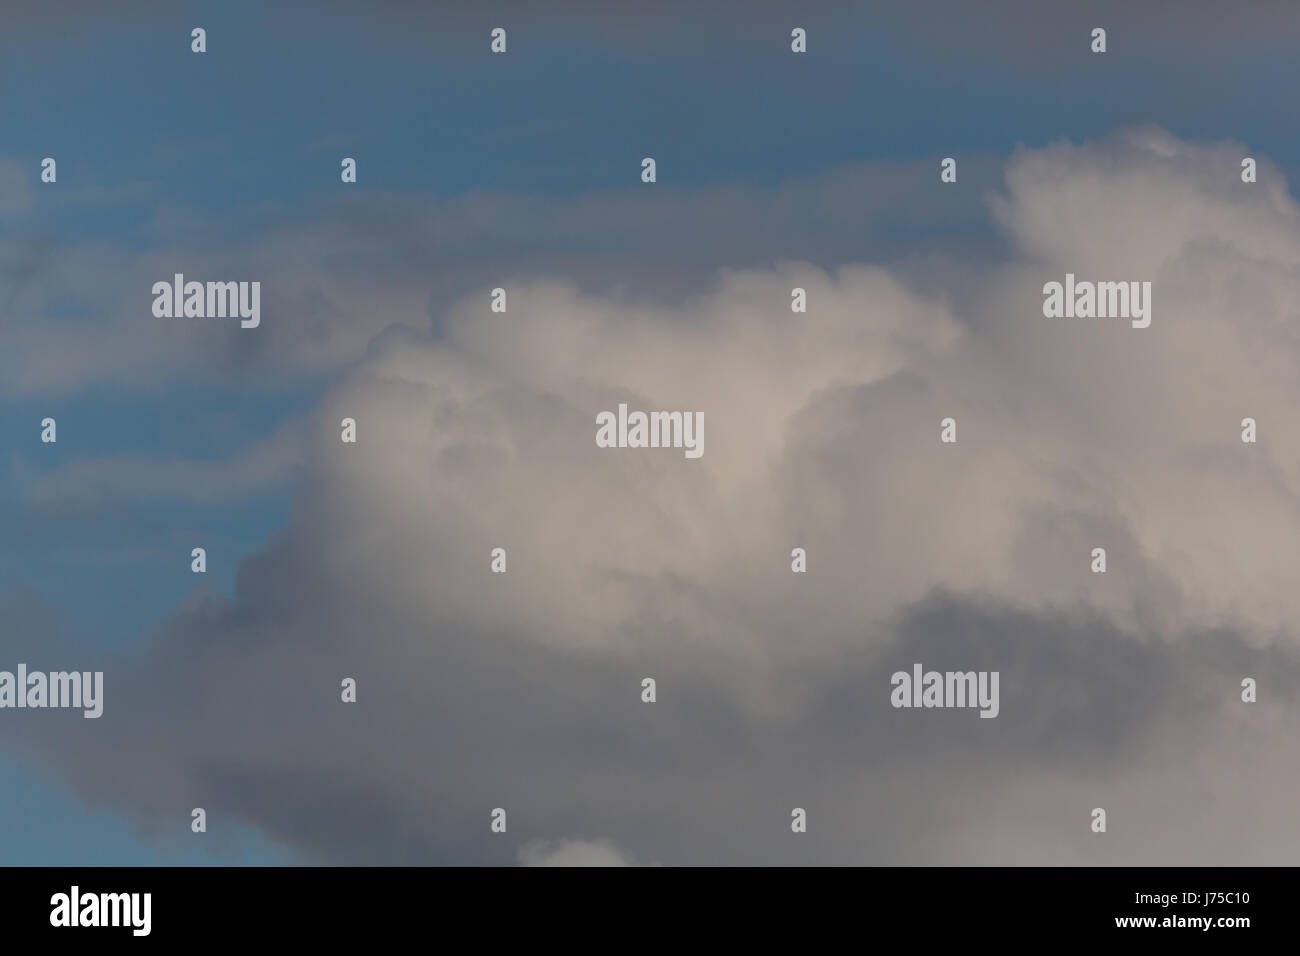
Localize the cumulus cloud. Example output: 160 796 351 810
518 838 640 867
6 127 1300 864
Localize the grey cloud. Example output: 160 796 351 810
18 417 307 508
518 838 640 867
6 0 1298 65
4 573 1295 865
286 0 1300 60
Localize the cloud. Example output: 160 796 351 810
18 417 307 507
286 0 1300 61
7 127 1300 864
518 838 640 867
0 159 35 222
0 0 170 27
0 153 999 398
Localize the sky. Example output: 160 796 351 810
3 0 1300 865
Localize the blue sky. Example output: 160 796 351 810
4 1 1300 865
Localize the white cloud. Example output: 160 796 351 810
11 128 1300 865
518 838 640 867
